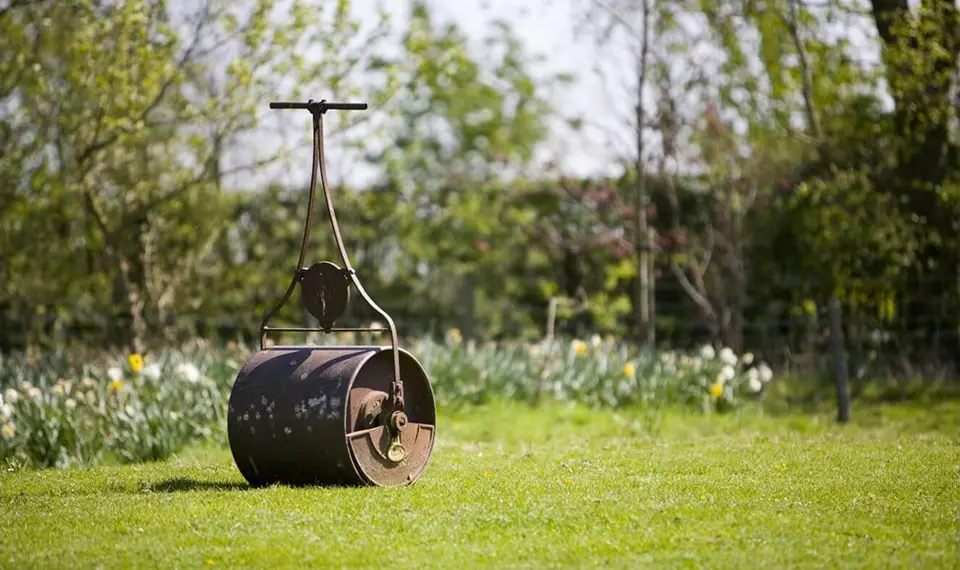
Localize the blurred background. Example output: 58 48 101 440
0 0 958 466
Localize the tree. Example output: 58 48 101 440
0 0 394 351
363 1 560 339
869 0 960 365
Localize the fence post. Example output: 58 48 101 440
828 296 851 423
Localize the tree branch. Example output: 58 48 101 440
76 0 214 169
670 261 716 319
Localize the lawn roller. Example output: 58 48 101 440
227 100 436 487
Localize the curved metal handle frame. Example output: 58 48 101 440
259 100 405 412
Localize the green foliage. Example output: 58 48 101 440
378 1 552 186
786 169 917 294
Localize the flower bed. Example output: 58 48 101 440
0 336 774 468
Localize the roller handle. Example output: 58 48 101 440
269 100 368 112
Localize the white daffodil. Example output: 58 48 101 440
107 367 123 382
758 363 774 383
718 365 736 383
719 347 738 366
143 363 162 381
176 362 201 384
742 352 755 366
589 334 603 349
700 345 716 360
3 388 18 405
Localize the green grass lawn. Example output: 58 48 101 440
2 401 958 569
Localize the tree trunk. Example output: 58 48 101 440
119 258 145 355
633 0 655 348
828 297 851 423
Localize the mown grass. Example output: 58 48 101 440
2 401 958 569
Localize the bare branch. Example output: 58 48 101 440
670 261 716 318
785 0 825 151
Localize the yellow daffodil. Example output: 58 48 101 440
447 328 462 345
110 379 124 392
128 353 144 374
572 340 587 357
709 381 723 399
622 362 636 377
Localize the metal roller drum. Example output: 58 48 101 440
228 346 436 487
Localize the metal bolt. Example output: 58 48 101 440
387 442 406 463
390 411 408 432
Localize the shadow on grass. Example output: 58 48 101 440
142 478 250 493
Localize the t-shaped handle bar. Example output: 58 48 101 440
269 100 367 113
262 97 406 413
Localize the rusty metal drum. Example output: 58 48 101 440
228 345 436 487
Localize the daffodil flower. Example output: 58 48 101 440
709 382 723 398
143 363 162 381
758 363 774 382
719 347 737 366
176 363 201 384
128 354 144 374
700 345 716 360
572 340 587 357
